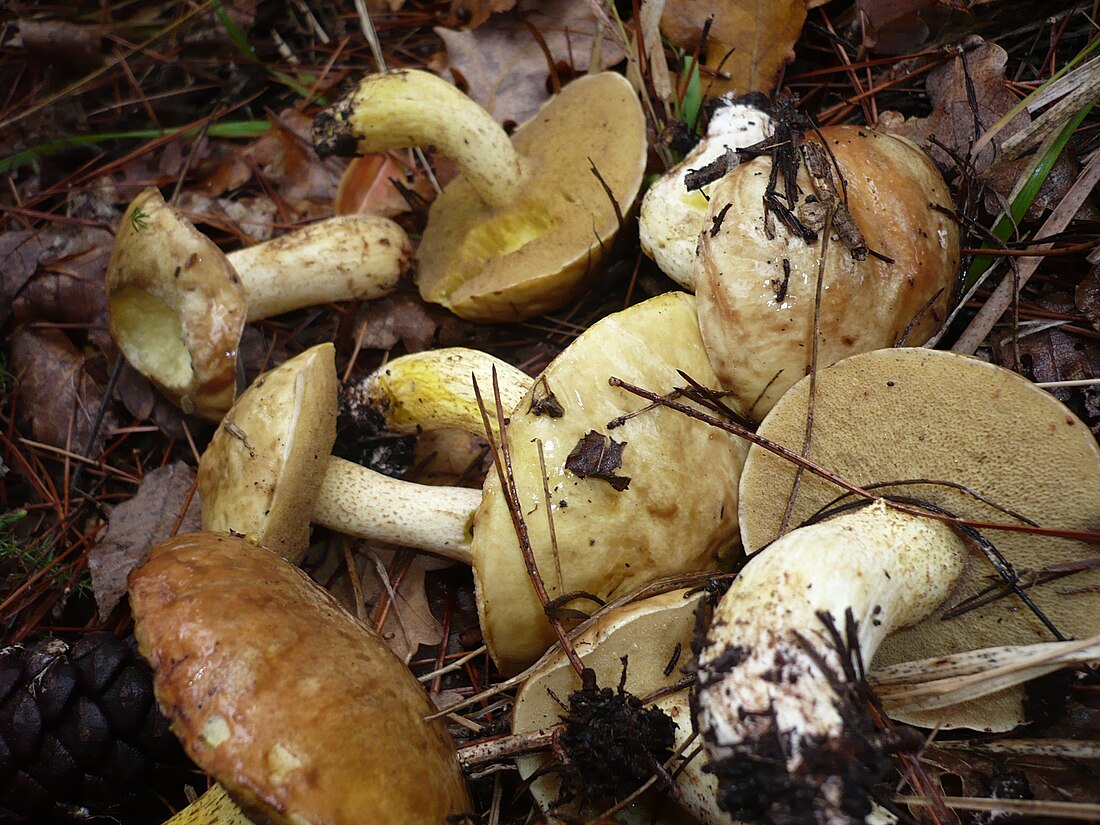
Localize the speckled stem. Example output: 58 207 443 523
229 215 411 321
695 502 966 825
312 457 478 564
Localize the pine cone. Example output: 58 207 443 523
0 632 197 823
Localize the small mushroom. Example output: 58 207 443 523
694 347 1100 823
197 342 480 565
639 97 773 290
129 531 471 824
313 69 647 322
512 587 715 825
200 292 746 674
695 126 960 420
106 188 412 420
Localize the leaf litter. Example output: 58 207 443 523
2 2 1100 823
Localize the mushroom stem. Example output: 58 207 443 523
342 348 533 441
313 69 525 209
312 457 478 564
229 214 412 321
696 501 967 825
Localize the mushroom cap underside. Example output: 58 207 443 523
197 343 337 563
106 188 247 420
417 72 648 322
472 291 747 674
738 346 1100 730
129 531 472 824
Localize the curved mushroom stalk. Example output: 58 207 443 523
314 69 524 208
738 347 1100 732
696 502 964 825
130 532 472 825
639 97 773 290
694 126 959 420
313 69 647 322
107 188 411 420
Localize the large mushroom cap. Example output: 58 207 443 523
473 291 747 674
130 531 472 824
417 72 647 321
198 343 336 563
106 188 247 420
738 347 1100 730
695 126 959 420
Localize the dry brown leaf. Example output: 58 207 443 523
443 0 518 29
435 0 627 125
176 192 279 241
855 0 963 55
0 231 44 327
18 19 104 75
879 38 1026 177
364 548 447 663
8 226 112 333
325 544 447 663
660 0 808 98
88 461 202 619
9 326 118 456
197 109 340 216
351 293 469 352
335 153 438 219
1077 264 1100 331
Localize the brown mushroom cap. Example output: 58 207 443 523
129 531 472 824
738 347 1100 730
198 343 336 563
416 71 646 321
473 291 747 674
695 126 959 420
107 188 247 420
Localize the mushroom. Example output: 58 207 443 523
341 347 533 442
512 586 716 825
694 347 1100 824
106 188 412 420
312 69 647 322
129 531 471 824
199 291 746 674
694 126 960 420
639 96 773 290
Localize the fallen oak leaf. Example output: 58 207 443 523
9 326 118 456
660 0 809 99
435 0 626 125
565 430 631 491
88 461 202 619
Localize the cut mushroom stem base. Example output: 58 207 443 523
696 501 966 825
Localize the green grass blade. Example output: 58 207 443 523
963 101 1095 290
0 120 271 176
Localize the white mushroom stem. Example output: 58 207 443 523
695 501 966 825
229 214 411 320
343 348 533 442
639 99 773 289
313 457 479 565
313 69 525 209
